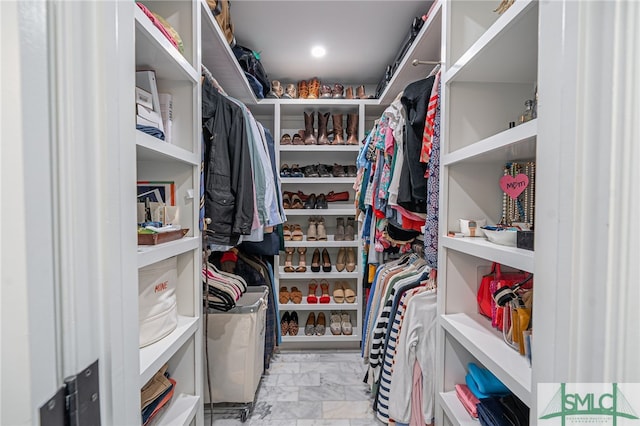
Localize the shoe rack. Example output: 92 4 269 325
269 99 377 347
435 1 539 424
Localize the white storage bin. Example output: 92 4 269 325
204 286 268 404
138 257 178 348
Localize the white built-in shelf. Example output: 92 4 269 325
281 177 355 184
200 0 256 104
279 145 360 152
441 236 534 273
278 302 359 311
440 313 531 406
282 327 360 343
136 131 199 165
137 236 200 269
444 0 537 84
284 204 356 216
263 98 378 107
285 236 359 247
154 393 200 426
139 315 199 386
278 268 359 279
135 7 198 83
438 391 478 426
442 119 537 166
379 0 443 104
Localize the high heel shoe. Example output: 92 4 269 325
281 311 290 336
311 248 321 272
336 247 346 272
316 217 327 241
284 248 295 273
305 312 316 336
346 248 356 272
307 217 318 241
319 280 331 304
316 312 326 336
322 248 332 272
307 280 319 304
289 311 299 336
296 248 307 273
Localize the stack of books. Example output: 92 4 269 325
136 70 172 142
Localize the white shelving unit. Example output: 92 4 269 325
436 1 539 424
134 1 202 424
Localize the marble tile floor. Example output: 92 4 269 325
204 350 386 425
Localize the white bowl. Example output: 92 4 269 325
482 228 517 247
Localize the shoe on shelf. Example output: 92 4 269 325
316 217 327 241
304 193 317 209
321 248 332 272
304 165 319 178
296 247 307 273
311 248 321 272
317 164 331 177
341 312 353 335
290 164 304 177
343 282 356 303
290 286 303 304
345 217 355 241
330 312 342 335
279 286 290 304
326 191 349 202
291 194 304 209
283 193 292 209
346 165 358 177
305 312 316 336
284 247 295 273
291 223 304 241
284 83 297 99
316 193 328 209
307 217 318 241
281 311 290 336
336 247 346 272
280 164 291 177
332 163 346 177
335 218 345 241
316 312 326 336
307 280 319 304
346 248 357 272
280 133 292 145
283 223 292 241
319 280 331 304
333 282 345 303
289 311 299 336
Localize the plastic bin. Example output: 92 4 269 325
203 286 268 404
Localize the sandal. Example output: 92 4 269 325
315 312 326 336
305 312 316 336
291 223 304 241
283 223 292 241
340 312 353 335
319 280 331 304
281 311 290 336
316 217 327 241
330 312 342 335
307 217 318 241
279 286 290 304
295 248 307 273
307 280 318 303
333 282 345 304
283 247 295 273
290 286 303 304
343 282 356 303
288 311 299 336
291 194 304 209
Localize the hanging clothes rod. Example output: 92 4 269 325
412 59 442 66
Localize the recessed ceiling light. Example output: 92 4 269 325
311 45 326 58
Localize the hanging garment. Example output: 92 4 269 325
423 77 441 269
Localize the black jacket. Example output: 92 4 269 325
202 78 254 245
398 76 435 214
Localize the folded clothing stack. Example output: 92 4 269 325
141 364 176 426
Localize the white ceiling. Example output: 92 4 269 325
228 0 433 88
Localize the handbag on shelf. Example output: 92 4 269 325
477 263 530 327
498 284 533 355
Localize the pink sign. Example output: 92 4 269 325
500 174 529 199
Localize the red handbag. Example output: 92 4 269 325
477 263 531 330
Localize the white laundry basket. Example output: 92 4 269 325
138 257 178 348
204 286 268 404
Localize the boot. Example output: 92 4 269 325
345 86 354 99
308 77 320 99
320 84 332 98
346 113 359 145
331 114 344 145
303 111 317 145
332 83 344 99
356 85 367 99
317 111 330 145
298 80 309 99
283 83 297 99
